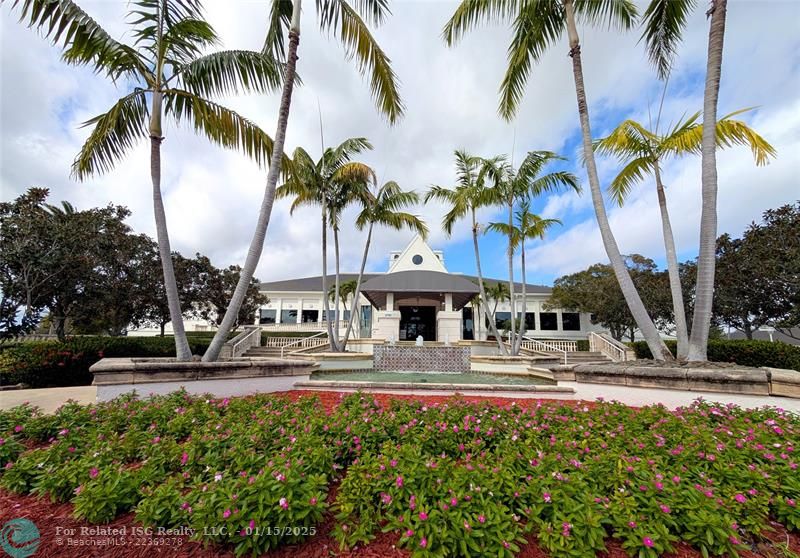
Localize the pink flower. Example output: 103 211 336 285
396 476 404 488
279 497 288 510
628 521 637 528
310 497 318 505
643 537 654 548
659 504 671 514
420 537 427 548
223 509 231 519
478 515 486 524
405 529 413 537
180 452 189 466
543 492 551 503
450 497 458 506
89 467 99 479
419 512 428 521
380 493 392 505
734 493 747 503
249 520 255 530
152 436 160 444
14 425 22 433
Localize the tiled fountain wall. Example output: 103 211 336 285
373 345 471 373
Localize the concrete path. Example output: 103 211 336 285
0 386 96 413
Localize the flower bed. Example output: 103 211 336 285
0 391 798 558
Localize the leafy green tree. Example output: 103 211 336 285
276 138 375 351
426 150 508 354
594 109 775 358
206 0 404 361
194 256 268 332
444 0 673 361
487 201 562 354
9 0 283 359
342 181 428 348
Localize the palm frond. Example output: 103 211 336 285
164 88 283 169
499 1 564 120
71 90 150 180
332 161 377 185
607 155 653 206
262 0 293 61
326 137 374 171
442 0 520 45
528 170 582 196
574 0 638 30
8 0 149 82
714 117 777 166
594 119 655 159
638 0 697 80
160 17 219 67
175 50 283 97
319 0 403 123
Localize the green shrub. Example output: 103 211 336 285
628 339 800 371
0 336 211 388
576 339 590 351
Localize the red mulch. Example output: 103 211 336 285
1 390 797 557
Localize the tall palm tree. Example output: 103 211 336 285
426 150 508 355
640 0 728 361
444 0 674 360
487 202 562 354
203 0 403 361
8 0 284 361
467 293 483 340
484 152 580 351
486 281 511 341
595 109 775 358
274 139 375 351
341 181 428 349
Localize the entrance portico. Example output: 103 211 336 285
360 270 479 343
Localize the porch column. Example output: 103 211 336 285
444 293 453 312
386 292 394 311
318 297 324 323
297 299 303 323
275 298 283 323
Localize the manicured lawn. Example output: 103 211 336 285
0 391 798 557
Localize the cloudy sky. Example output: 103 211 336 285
2 0 798 286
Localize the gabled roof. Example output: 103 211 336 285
388 235 447 273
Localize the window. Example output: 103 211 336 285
539 312 558 330
517 312 536 331
301 310 318 323
412 254 423 265
562 312 581 331
360 305 372 338
259 309 276 324
495 311 511 331
280 309 297 324
462 307 474 340
322 310 350 322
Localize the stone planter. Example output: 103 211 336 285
91 357 317 401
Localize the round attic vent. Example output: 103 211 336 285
412 254 423 265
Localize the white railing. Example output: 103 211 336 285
281 331 329 358
520 336 569 365
223 325 261 359
261 322 327 331
588 332 634 362
263 336 312 348
528 339 577 352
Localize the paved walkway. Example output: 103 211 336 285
1 383 798 413
0 386 96 413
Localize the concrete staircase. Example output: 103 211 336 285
243 344 329 358
565 351 613 364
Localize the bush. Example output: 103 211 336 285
0 336 211 388
628 339 800 371
576 339 590 352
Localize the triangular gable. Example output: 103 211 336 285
388 235 447 273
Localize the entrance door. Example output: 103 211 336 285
399 306 436 341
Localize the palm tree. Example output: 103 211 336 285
425 150 508 355
8 0 284 361
275 138 375 351
640 0 728 361
595 109 775 359
341 181 428 349
487 202 562 354
467 293 483 340
203 0 403 361
444 0 674 361
486 281 511 341
484 152 580 352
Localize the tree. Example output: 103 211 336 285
140 250 207 336
487 201 562 354
9 0 284 359
548 256 672 342
275 138 375 351
444 0 673 361
486 281 510 337
205 0 404 361
594 109 775 358
484 151 578 354
640 0 730 361
425 150 508 354
342 181 428 349
194 256 268 331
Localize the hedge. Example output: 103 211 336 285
0 337 211 388
628 339 800 371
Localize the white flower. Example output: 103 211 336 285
214 473 223 482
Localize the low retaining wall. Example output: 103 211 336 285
564 363 800 398
307 352 373 371
373 345 470 373
90 357 317 401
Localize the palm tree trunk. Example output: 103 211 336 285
333 225 343 351
688 0 727 362
653 163 690 359
321 207 336 350
473 208 508 355
343 222 374 348
506 201 517 354
514 238 528 354
202 1 302 361
150 91 191 361
563 0 672 361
